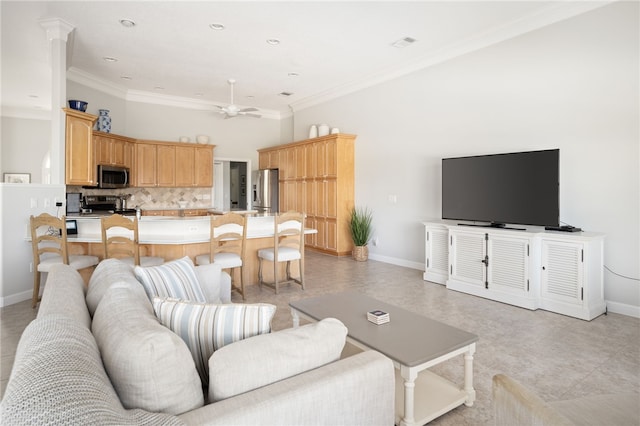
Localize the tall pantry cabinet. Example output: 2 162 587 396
258 134 356 256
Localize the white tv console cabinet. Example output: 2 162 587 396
423 221 606 321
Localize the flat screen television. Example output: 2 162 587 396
442 149 559 228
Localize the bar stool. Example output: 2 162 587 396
195 212 247 300
258 211 305 294
101 214 164 267
30 213 99 308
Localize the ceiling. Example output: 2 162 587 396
1 1 608 119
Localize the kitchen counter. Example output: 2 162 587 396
62 215 316 285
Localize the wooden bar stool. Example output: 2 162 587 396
101 214 164 267
258 211 305 294
30 213 99 308
195 212 247 300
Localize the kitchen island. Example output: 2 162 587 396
65 214 316 285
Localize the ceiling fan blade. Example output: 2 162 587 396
239 107 259 113
242 113 262 118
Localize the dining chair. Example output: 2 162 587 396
101 214 164 267
30 213 99 308
257 211 305 294
195 212 247 300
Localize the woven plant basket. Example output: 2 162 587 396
352 245 369 262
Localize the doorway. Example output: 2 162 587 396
213 158 252 211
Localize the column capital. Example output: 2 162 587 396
39 17 74 42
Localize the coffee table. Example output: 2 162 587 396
289 291 478 426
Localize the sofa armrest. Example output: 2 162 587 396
492 374 574 426
178 350 395 426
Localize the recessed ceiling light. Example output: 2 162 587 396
287 72 299 77
28 94 39 98
154 86 164 90
266 39 280 45
209 23 225 30
194 92 204 97
391 37 417 49
103 57 118 62
119 19 136 28
279 91 293 97
245 95 255 99
120 75 132 80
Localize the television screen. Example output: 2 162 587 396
442 149 559 227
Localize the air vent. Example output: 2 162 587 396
392 37 417 48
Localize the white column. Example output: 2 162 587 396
39 18 74 185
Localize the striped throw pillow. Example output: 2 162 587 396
152 297 276 385
134 257 206 302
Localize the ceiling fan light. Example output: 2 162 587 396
119 19 136 28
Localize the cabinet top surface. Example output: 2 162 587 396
422 220 604 239
258 133 356 152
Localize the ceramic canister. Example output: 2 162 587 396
309 125 318 138
318 124 330 137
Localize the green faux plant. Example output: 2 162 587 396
349 206 373 247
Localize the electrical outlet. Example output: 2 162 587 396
373 237 379 246
44 198 50 208
29 262 33 272
388 194 397 204
30 198 37 208
202 194 211 200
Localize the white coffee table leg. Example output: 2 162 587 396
291 309 300 328
464 343 476 406
400 365 418 426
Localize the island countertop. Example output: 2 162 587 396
65 215 316 244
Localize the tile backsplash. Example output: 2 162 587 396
67 186 213 209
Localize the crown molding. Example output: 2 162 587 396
67 67 283 120
290 1 611 112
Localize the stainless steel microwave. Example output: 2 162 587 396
98 165 129 188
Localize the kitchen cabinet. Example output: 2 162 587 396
94 132 134 169
176 145 214 187
134 142 158 187
422 221 605 320
64 108 98 186
135 141 213 188
258 134 355 256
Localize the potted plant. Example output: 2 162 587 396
348 206 373 261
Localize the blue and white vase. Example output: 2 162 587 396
97 109 111 133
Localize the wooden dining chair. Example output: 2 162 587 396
195 212 247 300
30 213 99 308
257 211 305 294
101 214 164 267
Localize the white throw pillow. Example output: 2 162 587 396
152 297 276 385
134 256 206 302
207 318 347 402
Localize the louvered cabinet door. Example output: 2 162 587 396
487 235 530 296
424 226 449 284
450 230 485 287
541 240 584 305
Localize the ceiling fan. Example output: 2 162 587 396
215 79 261 119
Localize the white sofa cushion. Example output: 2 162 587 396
152 297 276 385
1 316 182 425
134 256 206 302
92 284 204 414
207 318 347 402
86 258 139 316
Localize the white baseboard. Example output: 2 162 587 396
0 290 32 308
606 300 640 319
367 253 424 271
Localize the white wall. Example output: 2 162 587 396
1 116 50 183
293 2 639 313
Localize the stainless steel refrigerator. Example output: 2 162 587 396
252 169 279 214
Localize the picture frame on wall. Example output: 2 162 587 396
3 173 31 184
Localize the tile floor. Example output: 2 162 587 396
1 251 639 424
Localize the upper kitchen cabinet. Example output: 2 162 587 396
64 108 98 186
176 145 214 187
135 141 214 188
94 132 134 169
258 133 356 256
